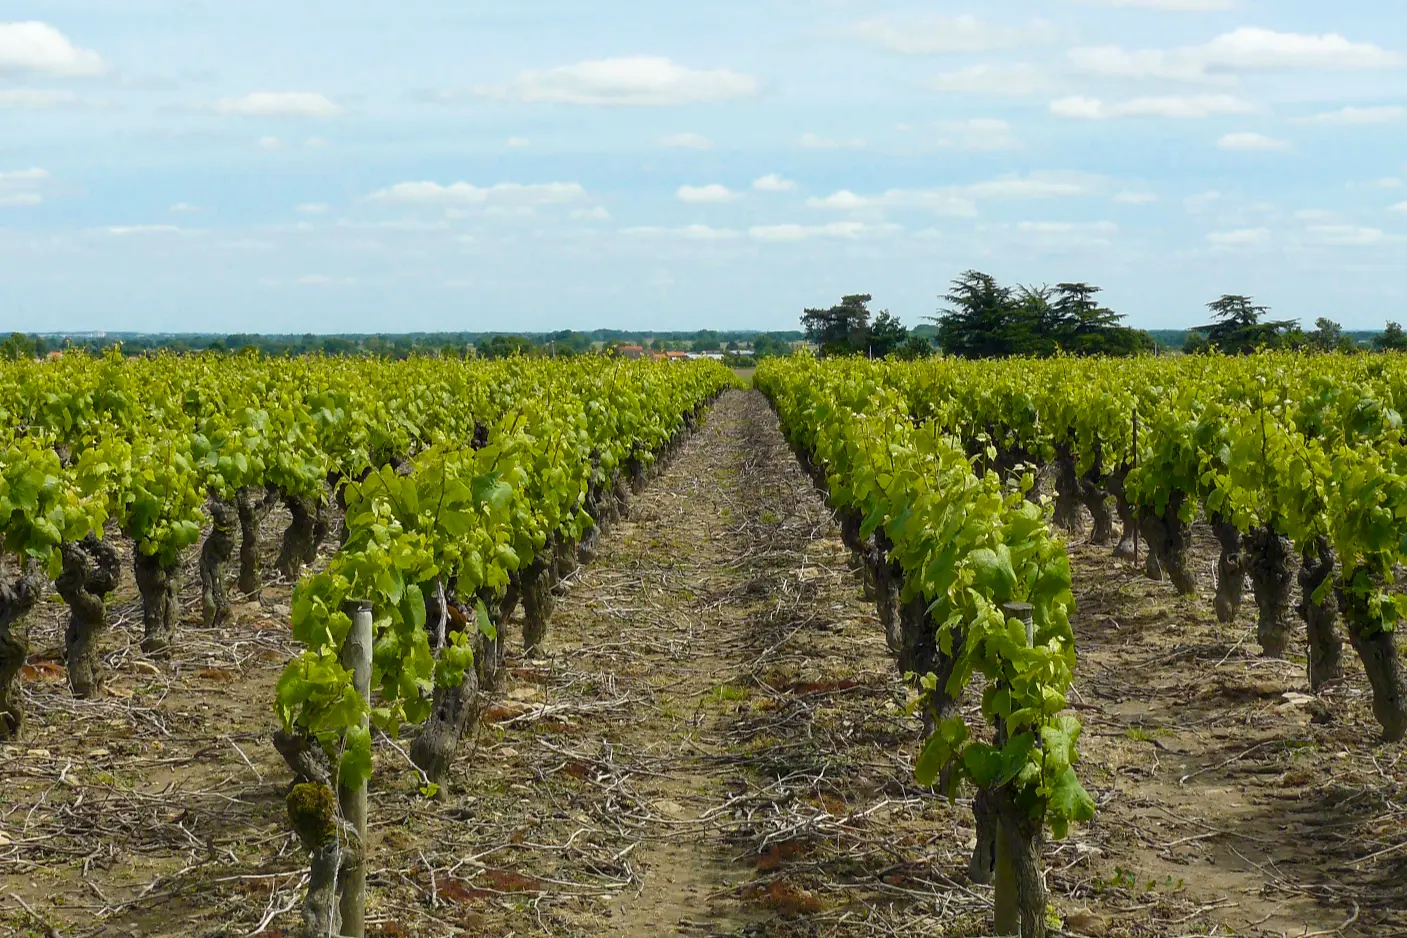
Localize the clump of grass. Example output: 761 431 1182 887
709 684 751 703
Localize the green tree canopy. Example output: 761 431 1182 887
1194 295 1297 354
933 271 1153 359
1376 321 1407 351
801 294 874 357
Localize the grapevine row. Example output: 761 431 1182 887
0 352 734 734
756 356 1093 938
817 353 1407 741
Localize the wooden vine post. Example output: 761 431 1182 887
340 599 373 937
994 601 1042 938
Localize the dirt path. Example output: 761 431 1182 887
1 388 1401 937
426 388 949 936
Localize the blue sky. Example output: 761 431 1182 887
2 1 1406 334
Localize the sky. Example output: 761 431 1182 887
1 1 1406 335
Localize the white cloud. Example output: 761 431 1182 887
1014 221 1118 234
658 132 713 149
798 132 866 149
257 137 284 150
212 92 344 117
1305 224 1388 246
100 225 185 236
507 137 530 148
677 184 739 204
1297 106 1405 125
1391 201 1407 214
930 64 1047 96
1114 191 1158 204
965 174 1092 199
1294 209 1338 221
368 181 589 206
1074 0 1234 8
1069 28 1403 84
990 220 1120 247
0 22 105 76
1052 94 1253 119
621 224 741 241
0 89 87 109
1202 28 1402 71
748 222 898 242
335 218 453 232
296 275 358 286
850 15 1056 54
295 203 329 214
1218 132 1291 151
474 57 757 106
807 173 1089 219
571 206 612 221
807 190 875 211
1069 46 1227 84
169 202 201 213
1185 191 1223 213
752 174 796 192
0 167 49 207
304 136 329 149
0 168 49 183
934 118 1018 150
1206 228 1269 245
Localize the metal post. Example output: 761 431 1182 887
338 600 373 938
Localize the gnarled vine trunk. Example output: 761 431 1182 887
969 785 997 886
412 593 491 790
1245 525 1294 658
276 491 324 580
236 487 278 595
1339 575 1407 742
1298 537 1342 690
56 533 122 699
1079 476 1115 545
1210 517 1245 625
872 532 903 655
287 781 345 938
134 550 179 659
521 554 556 656
1138 495 1194 594
0 561 46 738
1108 468 1140 562
274 728 332 786
1052 444 1081 531
993 786 1047 938
200 498 238 628
577 521 600 566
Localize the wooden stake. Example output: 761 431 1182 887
338 600 373 938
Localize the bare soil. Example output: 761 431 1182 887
0 389 1401 937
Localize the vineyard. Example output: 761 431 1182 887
0 350 1403 937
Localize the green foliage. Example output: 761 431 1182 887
1195 295 1298 354
1375 321 1407 351
757 356 1091 842
270 356 737 786
934 272 1153 359
801 294 876 357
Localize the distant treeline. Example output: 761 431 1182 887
1146 328 1388 351
3 329 807 360
801 271 1407 361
